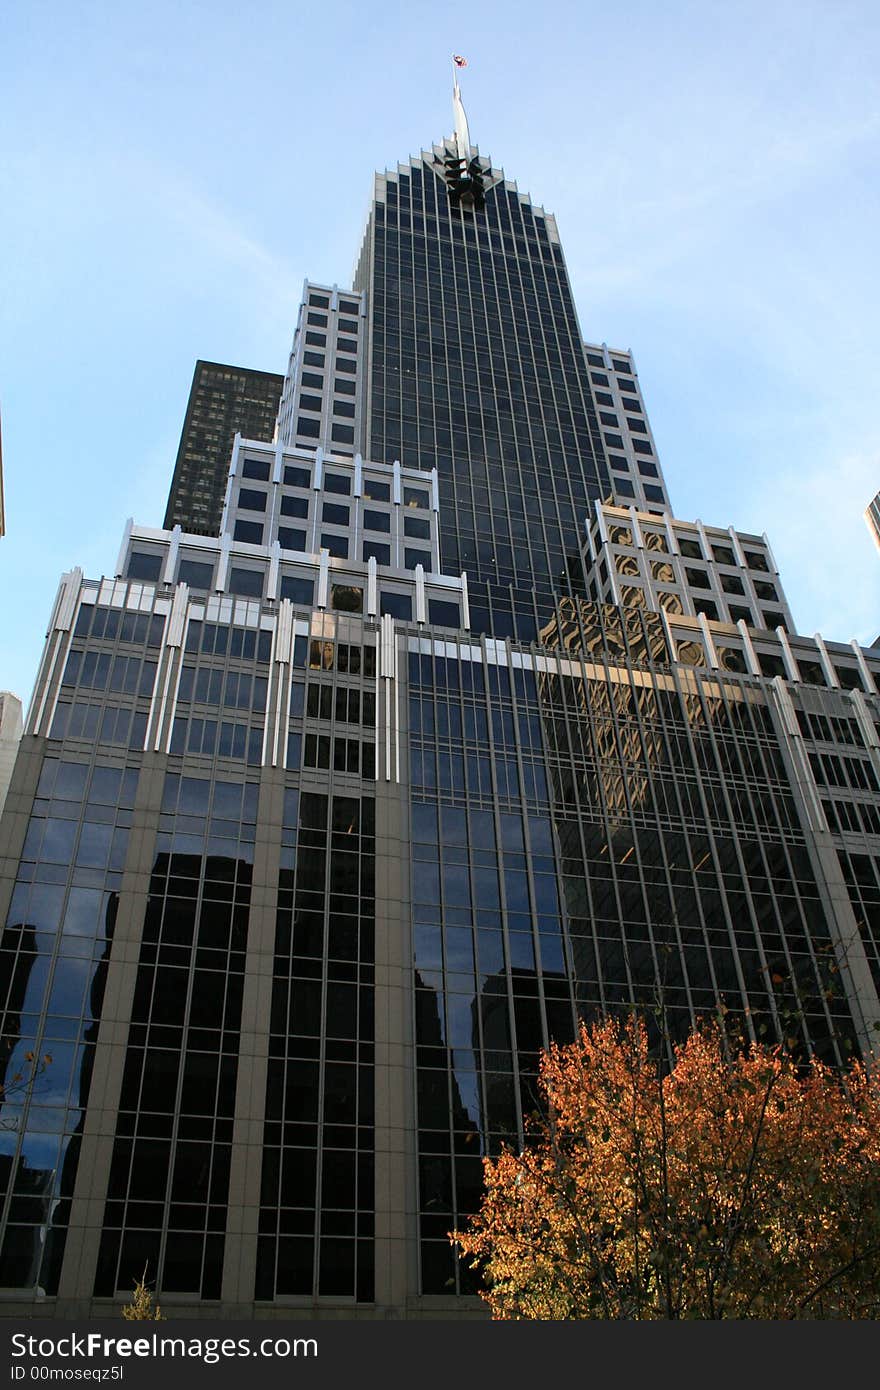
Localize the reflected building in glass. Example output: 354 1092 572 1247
1 83 880 1316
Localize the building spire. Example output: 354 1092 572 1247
451 54 471 160
442 55 485 210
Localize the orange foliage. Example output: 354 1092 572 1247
452 1017 880 1318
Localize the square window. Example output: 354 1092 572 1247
614 478 635 497
604 433 623 449
301 371 323 389
621 583 647 608
591 371 609 386
238 487 267 512
586 353 605 368
720 574 745 595
309 294 329 309
280 575 314 605
678 538 703 560
335 378 356 396
177 559 213 589
380 591 412 619
281 495 308 519
405 548 431 571
242 458 271 481
334 400 356 418
685 567 711 589
754 580 778 601
299 393 323 413
363 479 390 502
228 568 263 598
324 473 351 496
764 610 786 631
612 358 631 373
305 331 326 347
745 550 770 573
322 502 350 526
331 423 355 444
284 465 311 488
364 509 391 533
759 652 786 678
712 545 736 565
643 484 664 502
322 534 348 559
307 311 328 327
637 459 658 478
718 646 747 673
363 541 390 565
600 411 619 427
428 598 460 628
234 519 264 544
303 351 324 368
331 585 363 613
127 551 163 582
677 639 706 667
632 440 653 456
658 591 684 615
278 527 307 551
336 339 358 355
609 455 629 473
297 417 321 438
404 515 431 540
336 358 357 375
797 659 826 686
404 487 429 509
729 605 754 626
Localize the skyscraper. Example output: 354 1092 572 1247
1 83 880 1318
164 361 284 537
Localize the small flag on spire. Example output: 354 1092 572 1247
452 54 468 67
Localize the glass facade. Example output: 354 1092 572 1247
257 788 375 1302
0 756 135 1289
0 577 878 1311
405 605 864 1290
356 154 612 641
94 770 257 1299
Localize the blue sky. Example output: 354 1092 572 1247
2 0 879 705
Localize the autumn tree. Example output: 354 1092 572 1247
121 1266 164 1321
0 1045 53 1130
452 1015 880 1318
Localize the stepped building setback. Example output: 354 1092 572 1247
1 77 880 1317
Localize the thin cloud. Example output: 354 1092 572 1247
568 108 880 300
